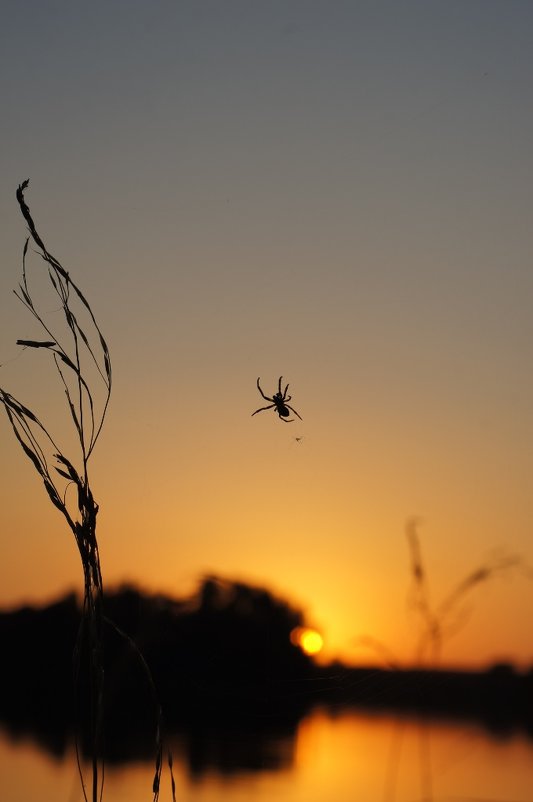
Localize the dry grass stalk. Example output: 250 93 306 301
0 182 169 802
1 181 111 801
357 518 530 668
406 517 528 664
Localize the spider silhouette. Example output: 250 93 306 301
251 376 303 423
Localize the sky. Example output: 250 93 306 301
1 1 533 670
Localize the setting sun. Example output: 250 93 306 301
291 627 324 657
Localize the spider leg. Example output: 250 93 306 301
256 378 274 402
252 403 276 416
283 381 290 399
285 404 303 421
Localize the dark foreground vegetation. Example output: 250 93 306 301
1 576 532 765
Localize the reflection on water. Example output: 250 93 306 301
2 708 533 802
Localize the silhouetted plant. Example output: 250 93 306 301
0 182 173 802
358 519 532 802
405 517 530 664
357 518 531 667
0 181 111 801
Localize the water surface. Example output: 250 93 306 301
1 708 532 802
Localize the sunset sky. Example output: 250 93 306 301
1 1 532 670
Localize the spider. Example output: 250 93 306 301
251 376 303 423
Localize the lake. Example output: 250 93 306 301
1 706 532 802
